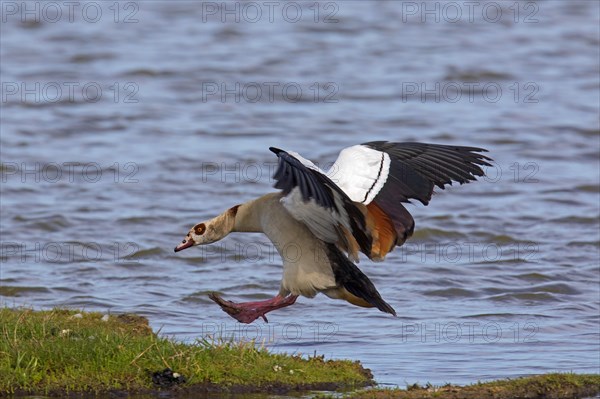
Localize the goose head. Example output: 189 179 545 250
174 221 219 252
174 205 242 252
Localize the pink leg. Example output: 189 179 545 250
208 292 298 324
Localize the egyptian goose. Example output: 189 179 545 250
175 142 491 324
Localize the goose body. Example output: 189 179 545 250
246 192 339 299
175 142 491 323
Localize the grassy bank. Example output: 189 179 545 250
336 373 600 399
0 308 372 396
1 308 598 398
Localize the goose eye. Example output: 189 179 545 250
194 223 206 235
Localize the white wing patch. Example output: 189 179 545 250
326 145 390 204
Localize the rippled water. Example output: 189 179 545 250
1 0 599 390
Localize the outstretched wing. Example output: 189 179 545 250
326 141 492 259
269 147 372 261
270 142 492 262
327 141 491 205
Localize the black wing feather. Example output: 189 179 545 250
326 243 396 316
271 148 334 209
363 141 492 205
270 147 372 256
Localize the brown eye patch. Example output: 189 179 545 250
194 223 206 235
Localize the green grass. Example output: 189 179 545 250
0 308 372 396
2 308 598 398
334 373 600 399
